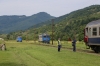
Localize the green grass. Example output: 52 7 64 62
0 40 100 66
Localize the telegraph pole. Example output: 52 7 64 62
26 31 28 41
52 19 54 45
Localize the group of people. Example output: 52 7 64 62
57 37 76 52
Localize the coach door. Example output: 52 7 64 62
88 28 91 37
85 28 88 36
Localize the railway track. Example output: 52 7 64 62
34 43 100 56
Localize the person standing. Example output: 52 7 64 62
1 44 6 51
72 37 77 52
58 38 61 52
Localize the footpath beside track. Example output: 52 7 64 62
33 43 100 56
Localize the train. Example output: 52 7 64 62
84 19 100 53
16 36 22 42
38 33 50 44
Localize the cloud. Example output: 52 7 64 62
0 0 100 17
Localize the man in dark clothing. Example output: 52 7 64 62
72 38 76 52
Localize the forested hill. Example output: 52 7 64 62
3 5 100 41
0 12 54 33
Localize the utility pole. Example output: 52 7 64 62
26 31 28 41
52 19 54 45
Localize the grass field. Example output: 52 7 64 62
0 40 100 66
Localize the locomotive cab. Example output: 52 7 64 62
38 33 50 44
84 20 100 53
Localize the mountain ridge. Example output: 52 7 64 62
0 12 55 33
20 5 100 41
1 5 100 41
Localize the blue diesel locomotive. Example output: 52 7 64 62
16 36 22 42
84 19 100 53
39 34 50 44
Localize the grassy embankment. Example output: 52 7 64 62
0 40 100 66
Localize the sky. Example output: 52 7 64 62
0 0 100 17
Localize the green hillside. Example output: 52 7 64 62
0 12 54 33
1 5 100 41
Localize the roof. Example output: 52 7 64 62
86 19 100 27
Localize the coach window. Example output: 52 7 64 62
92 27 97 36
99 27 100 35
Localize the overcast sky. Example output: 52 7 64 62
0 0 100 17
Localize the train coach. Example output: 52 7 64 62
38 33 50 44
84 19 100 53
